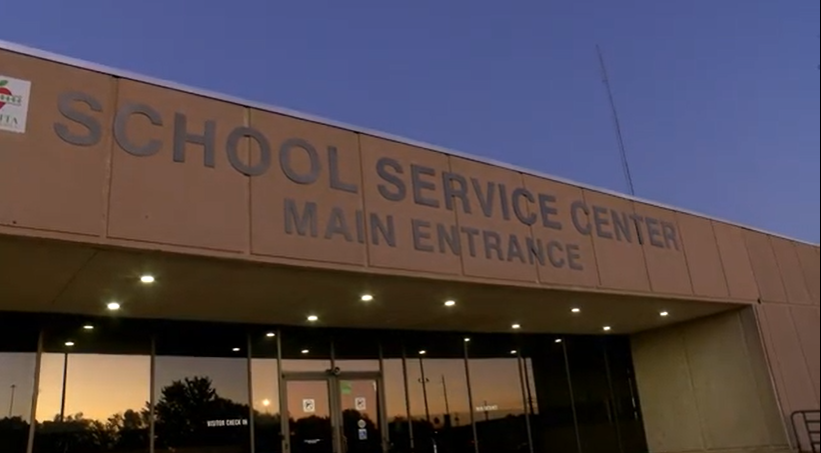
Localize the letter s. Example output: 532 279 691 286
376 157 406 202
54 92 102 147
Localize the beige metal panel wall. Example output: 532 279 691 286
712 222 760 302
794 243 820 305
756 304 821 449
770 237 812 305
675 213 729 299
0 47 749 301
1 46 817 310
108 80 251 253
0 48 115 236
631 308 789 453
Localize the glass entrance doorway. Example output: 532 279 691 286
282 372 386 453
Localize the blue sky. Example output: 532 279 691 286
4 0 819 243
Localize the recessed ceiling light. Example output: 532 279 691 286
360 294 374 302
511 323 521 330
555 338 563 344
266 332 276 338
660 311 670 317
301 349 310 354
83 325 94 330
106 302 121 311
140 275 155 284
603 326 612 332
571 308 581 313
510 350 518 355
419 350 427 355
65 341 75 347
444 300 456 307
232 347 240 352
307 315 319 322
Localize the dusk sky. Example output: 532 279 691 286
2 0 818 243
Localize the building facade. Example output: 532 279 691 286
0 40 818 453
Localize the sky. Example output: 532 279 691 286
2 0 819 243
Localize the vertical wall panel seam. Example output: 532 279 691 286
788 241 813 304
243 107 252 256
766 236 789 303
354 133 371 269
633 202 659 294
447 156 467 278
674 213 697 297
103 76 120 239
755 306 796 449
681 327 709 450
787 306 820 406
704 218 731 297
737 309 781 447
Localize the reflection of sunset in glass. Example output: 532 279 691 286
25 354 531 424
1 313 645 452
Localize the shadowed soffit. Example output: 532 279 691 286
0 234 742 334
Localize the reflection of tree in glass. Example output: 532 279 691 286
31 411 150 452
15 375 256 452
154 376 250 451
341 409 379 452
0 416 30 452
290 414 332 449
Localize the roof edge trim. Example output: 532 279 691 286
1 39 817 247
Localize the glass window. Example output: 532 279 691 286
603 336 646 453
250 329 282 453
332 329 380 372
381 337 411 453
154 321 251 453
34 316 151 453
565 336 620 453
524 335 579 453
466 334 530 453
404 333 473 453
281 328 332 373
0 312 38 453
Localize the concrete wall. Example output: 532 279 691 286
632 308 790 453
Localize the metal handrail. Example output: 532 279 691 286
791 410 820 453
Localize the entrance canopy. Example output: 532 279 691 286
0 234 740 334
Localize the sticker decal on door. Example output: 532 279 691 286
302 398 316 413
354 397 367 411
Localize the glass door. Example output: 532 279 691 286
338 377 383 453
282 377 335 453
282 373 386 453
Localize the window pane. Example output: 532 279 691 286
0 313 38 453
250 329 282 453
281 328 332 373
404 333 473 453
332 329 380 372
604 336 646 453
381 337 411 453
154 321 251 453
467 335 530 453
565 336 620 453
34 316 151 453
525 335 579 453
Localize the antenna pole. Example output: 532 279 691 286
596 45 636 196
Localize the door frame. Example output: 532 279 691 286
280 370 388 453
